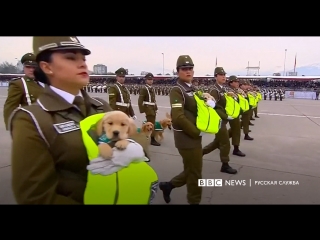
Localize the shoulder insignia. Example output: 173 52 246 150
10 77 21 81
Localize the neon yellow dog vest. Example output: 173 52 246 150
194 94 221 134
257 92 262 102
237 94 249 112
80 113 159 204
224 94 241 118
247 93 257 107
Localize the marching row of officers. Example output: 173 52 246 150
3 51 277 205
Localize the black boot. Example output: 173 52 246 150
251 118 255 120
233 146 246 157
255 115 260 118
249 122 254 126
159 182 175 203
221 163 237 174
244 134 254 140
151 137 160 146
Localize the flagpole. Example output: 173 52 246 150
293 53 297 73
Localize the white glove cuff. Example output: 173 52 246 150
206 99 216 108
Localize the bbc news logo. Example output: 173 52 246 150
198 179 223 187
198 179 247 187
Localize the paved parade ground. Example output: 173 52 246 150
1 87 320 204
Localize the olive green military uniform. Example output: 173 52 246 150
253 87 260 118
138 73 160 146
202 67 237 174
108 68 135 117
239 80 254 140
10 36 150 204
3 53 44 130
159 55 203 205
227 76 245 157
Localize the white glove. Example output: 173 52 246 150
132 115 137 120
206 99 216 108
227 116 234 120
199 132 205 136
87 157 112 175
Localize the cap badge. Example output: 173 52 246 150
70 37 78 42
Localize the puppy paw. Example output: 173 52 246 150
115 139 129 150
98 143 113 159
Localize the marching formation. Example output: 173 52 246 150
83 56 265 204
2 36 284 205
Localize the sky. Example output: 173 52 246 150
1 36 320 76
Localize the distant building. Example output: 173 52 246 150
125 69 128 75
140 71 149 75
93 64 108 75
288 72 298 76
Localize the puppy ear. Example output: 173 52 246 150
166 112 171 119
127 118 137 136
96 119 104 136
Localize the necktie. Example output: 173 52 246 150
73 96 87 117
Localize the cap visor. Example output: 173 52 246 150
50 46 91 55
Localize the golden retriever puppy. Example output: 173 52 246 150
154 112 172 142
96 111 137 159
141 122 154 139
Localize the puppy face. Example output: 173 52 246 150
142 122 154 136
99 111 133 141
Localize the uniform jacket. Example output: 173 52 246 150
3 76 43 130
209 83 228 121
138 84 158 116
170 79 202 149
108 82 134 117
9 85 112 204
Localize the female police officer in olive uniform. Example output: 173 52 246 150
8 36 114 204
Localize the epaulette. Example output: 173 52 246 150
10 77 21 81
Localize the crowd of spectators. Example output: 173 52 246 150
0 76 319 90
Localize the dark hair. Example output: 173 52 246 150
34 51 53 85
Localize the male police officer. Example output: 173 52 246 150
227 75 246 157
138 73 160 146
108 68 136 119
159 55 204 205
202 67 237 174
3 53 44 130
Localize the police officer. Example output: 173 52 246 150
159 55 204 205
3 53 44 130
252 86 260 118
239 80 254 140
108 68 136 119
202 67 237 174
138 73 160 146
227 75 246 157
9 36 113 204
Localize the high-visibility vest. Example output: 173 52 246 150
257 92 262 102
194 94 221 134
80 113 159 204
247 93 257 107
237 94 249 112
224 94 241 118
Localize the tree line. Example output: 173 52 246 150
0 62 23 74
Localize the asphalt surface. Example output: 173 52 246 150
1 87 320 204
